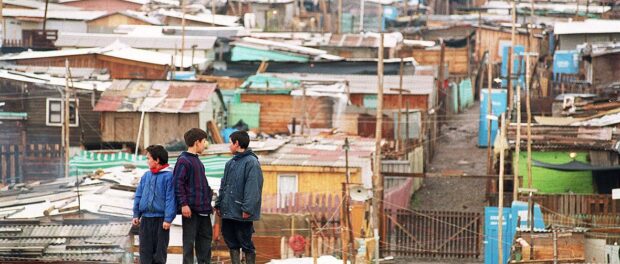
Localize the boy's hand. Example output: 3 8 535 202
215 208 221 217
132 218 140 226
163 222 171 230
181 205 192 218
242 212 250 219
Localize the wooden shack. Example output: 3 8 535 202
94 80 226 148
476 25 545 63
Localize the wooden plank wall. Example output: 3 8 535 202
411 47 469 75
27 92 102 146
261 165 362 195
527 194 620 216
349 94 429 111
0 144 62 184
477 27 542 63
147 113 199 146
240 94 333 134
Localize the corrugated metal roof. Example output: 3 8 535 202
0 42 205 68
159 10 240 27
56 32 216 50
268 73 435 95
0 223 130 238
4 0 80 10
2 8 106 20
94 80 217 113
115 25 249 38
555 19 620 35
91 10 161 25
259 138 374 168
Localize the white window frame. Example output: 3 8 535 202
277 174 298 208
46 98 79 127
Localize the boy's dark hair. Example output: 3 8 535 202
146 145 168 165
184 128 208 147
229 131 250 149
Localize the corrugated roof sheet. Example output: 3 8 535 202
2 8 106 20
268 73 435 95
4 0 80 10
56 32 216 50
554 19 620 35
94 80 217 113
159 10 240 27
91 10 161 25
0 42 206 68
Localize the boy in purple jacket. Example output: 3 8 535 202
173 128 213 264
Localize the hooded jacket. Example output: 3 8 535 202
133 167 176 223
215 149 263 221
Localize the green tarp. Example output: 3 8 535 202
231 46 309 63
70 151 229 178
513 151 594 194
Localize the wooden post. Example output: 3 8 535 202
63 59 70 179
337 0 342 34
180 0 186 68
508 0 517 112
135 110 146 158
341 183 348 264
439 40 447 117
497 112 506 264
486 50 493 176
42 0 50 31
526 61 533 190
372 33 385 263
0 0 4 45
212 0 216 26
397 57 404 153
301 84 307 136
312 225 318 264
514 81 521 203
359 0 365 32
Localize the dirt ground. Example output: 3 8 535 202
396 102 488 264
411 102 489 213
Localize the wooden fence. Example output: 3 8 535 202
383 209 482 259
0 144 63 184
490 193 620 216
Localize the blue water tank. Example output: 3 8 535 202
553 50 580 74
484 202 545 264
478 89 508 147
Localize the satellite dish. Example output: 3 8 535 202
349 185 372 202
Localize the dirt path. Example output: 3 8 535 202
412 102 489 213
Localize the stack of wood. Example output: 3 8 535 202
506 126 620 151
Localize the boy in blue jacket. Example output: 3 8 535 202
132 145 176 264
215 131 263 264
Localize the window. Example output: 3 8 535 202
277 174 298 208
46 98 78 127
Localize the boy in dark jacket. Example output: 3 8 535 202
173 128 213 264
215 131 263 264
132 145 176 264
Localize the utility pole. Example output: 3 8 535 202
508 0 517 112
212 0 216 26
337 0 342 34
0 0 4 45
497 112 507 264
439 40 446 117
343 138 356 263
42 0 50 31
341 183 349 264
396 57 404 153
359 0 365 32
301 84 307 136
514 80 521 203
63 59 70 179
486 50 493 176
372 33 385 263
180 0 186 68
